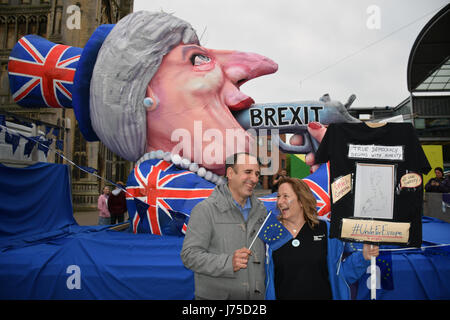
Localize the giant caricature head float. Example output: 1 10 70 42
89 11 200 164
8 11 277 175
93 12 277 174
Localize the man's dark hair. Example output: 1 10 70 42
225 152 261 173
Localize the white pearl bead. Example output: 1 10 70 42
197 167 206 178
189 163 199 172
180 158 190 169
171 153 182 165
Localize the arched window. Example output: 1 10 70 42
73 122 88 180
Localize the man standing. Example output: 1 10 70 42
108 181 127 224
271 168 288 193
181 152 268 300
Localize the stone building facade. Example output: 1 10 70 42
0 0 134 211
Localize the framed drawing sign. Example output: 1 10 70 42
341 162 410 244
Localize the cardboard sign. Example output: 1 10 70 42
331 174 352 203
400 173 422 188
341 218 410 244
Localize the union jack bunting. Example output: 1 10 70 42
8 35 82 109
126 159 215 236
258 193 278 213
303 162 331 219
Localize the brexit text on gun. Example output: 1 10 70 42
233 94 360 154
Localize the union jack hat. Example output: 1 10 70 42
7 24 114 141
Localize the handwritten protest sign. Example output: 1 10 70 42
331 174 352 204
341 218 410 244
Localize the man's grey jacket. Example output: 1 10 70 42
181 183 268 300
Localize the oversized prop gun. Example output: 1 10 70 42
234 94 360 154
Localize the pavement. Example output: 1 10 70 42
73 210 102 226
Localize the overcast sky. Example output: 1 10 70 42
134 0 448 108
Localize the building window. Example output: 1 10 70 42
104 146 128 183
0 16 6 48
73 123 87 180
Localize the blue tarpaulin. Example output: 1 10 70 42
354 216 450 300
0 162 193 299
0 162 449 299
0 162 75 241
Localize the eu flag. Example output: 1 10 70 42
258 210 293 251
377 252 394 290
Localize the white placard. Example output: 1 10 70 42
348 144 403 161
353 163 395 219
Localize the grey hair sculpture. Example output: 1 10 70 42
90 11 199 161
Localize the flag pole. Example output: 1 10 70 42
248 211 272 251
370 244 376 300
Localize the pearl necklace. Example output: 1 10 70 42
284 220 305 235
136 150 227 185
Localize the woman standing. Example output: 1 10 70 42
425 167 450 193
97 186 111 225
266 177 379 300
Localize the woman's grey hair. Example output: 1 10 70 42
90 11 199 161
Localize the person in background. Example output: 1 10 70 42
108 181 128 224
425 167 450 193
271 169 288 193
265 177 379 300
98 186 111 225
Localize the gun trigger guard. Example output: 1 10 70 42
272 132 312 154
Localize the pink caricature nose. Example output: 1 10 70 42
211 49 278 111
216 50 278 84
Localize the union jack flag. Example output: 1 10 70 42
258 162 331 218
8 35 82 109
258 194 278 213
126 159 215 236
303 162 331 219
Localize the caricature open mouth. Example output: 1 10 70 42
228 96 255 111
222 50 278 114
226 79 254 111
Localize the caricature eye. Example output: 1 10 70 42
190 54 211 66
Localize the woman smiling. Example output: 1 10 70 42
265 177 379 300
